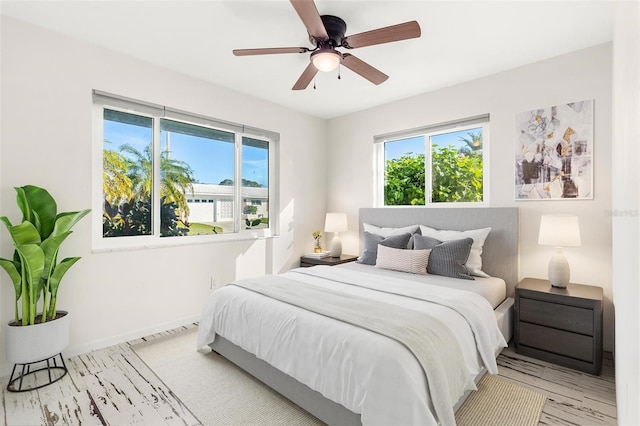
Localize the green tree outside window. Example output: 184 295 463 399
384 140 483 205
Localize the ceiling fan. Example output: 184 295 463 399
232 0 421 90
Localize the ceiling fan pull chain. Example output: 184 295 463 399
338 64 341 80
313 78 316 90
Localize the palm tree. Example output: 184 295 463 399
103 149 133 205
118 144 195 225
119 144 153 202
160 149 195 225
459 131 483 154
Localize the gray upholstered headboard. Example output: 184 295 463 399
359 207 519 297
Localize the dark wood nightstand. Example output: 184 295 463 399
299 254 358 268
515 277 603 375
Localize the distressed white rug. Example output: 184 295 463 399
132 327 323 425
132 327 546 426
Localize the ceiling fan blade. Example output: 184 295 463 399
342 21 421 49
341 54 389 85
292 62 319 90
290 0 329 40
233 47 309 56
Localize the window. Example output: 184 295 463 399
375 116 489 206
93 91 278 250
241 137 269 230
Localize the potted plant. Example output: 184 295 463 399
0 185 90 391
243 204 261 230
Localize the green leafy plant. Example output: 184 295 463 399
431 145 483 202
242 205 258 215
245 218 262 229
242 205 261 229
102 196 189 237
0 185 91 326
384 153 426 205
102 143 195 233
159 197 190 237
384 146 483 205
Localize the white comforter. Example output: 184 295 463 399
198 266 507 426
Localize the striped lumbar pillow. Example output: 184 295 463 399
374 244 431 275
412 235 475 280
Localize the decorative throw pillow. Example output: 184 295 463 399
375 245 431 275
419 225 491 277
413 235 475 280
363 223 419 249
358 232 413 265
363 223 420 237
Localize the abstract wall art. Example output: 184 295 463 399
515 99 593 200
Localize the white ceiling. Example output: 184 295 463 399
1 1 613 119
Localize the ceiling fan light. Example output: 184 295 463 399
311 50 341 72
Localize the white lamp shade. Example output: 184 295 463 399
324 213 348 233
538 214 581 247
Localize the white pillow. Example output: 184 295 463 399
375 245 431 275
363 223 419 249
418 225 491 277
363 223 419 237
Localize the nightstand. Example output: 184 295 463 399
299 254 358 268
515 277 603 375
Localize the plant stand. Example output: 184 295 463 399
6 353 68 392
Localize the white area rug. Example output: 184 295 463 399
456 374 547 426
132 327 546 426
131 327 324 425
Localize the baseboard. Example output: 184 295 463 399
67 315 201 357
0 315 200 380
0 362 12 379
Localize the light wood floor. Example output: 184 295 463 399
1 325 616 425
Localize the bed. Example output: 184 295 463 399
198 207 518 425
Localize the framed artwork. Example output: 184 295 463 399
515 99 593 200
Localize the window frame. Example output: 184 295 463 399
92 91 279 252
374 116 490 207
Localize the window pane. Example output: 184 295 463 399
242 137 269 229
160 119 235 236
383 136 425 206
430 127 483 203
103 109 153 237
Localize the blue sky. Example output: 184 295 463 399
161 132 235 185
385 128 482 160
104 120 268 187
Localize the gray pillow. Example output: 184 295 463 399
413 235 475 280
358 232 412 265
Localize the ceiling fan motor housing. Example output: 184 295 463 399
309 15 347 47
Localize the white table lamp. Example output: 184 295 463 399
324 213 348 258
538 214 581 288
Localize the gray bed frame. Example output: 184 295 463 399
210 207 519 425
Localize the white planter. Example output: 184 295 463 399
5 311 70 364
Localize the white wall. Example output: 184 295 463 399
0 16 327 374
611 2 640 424
327 44 614 351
